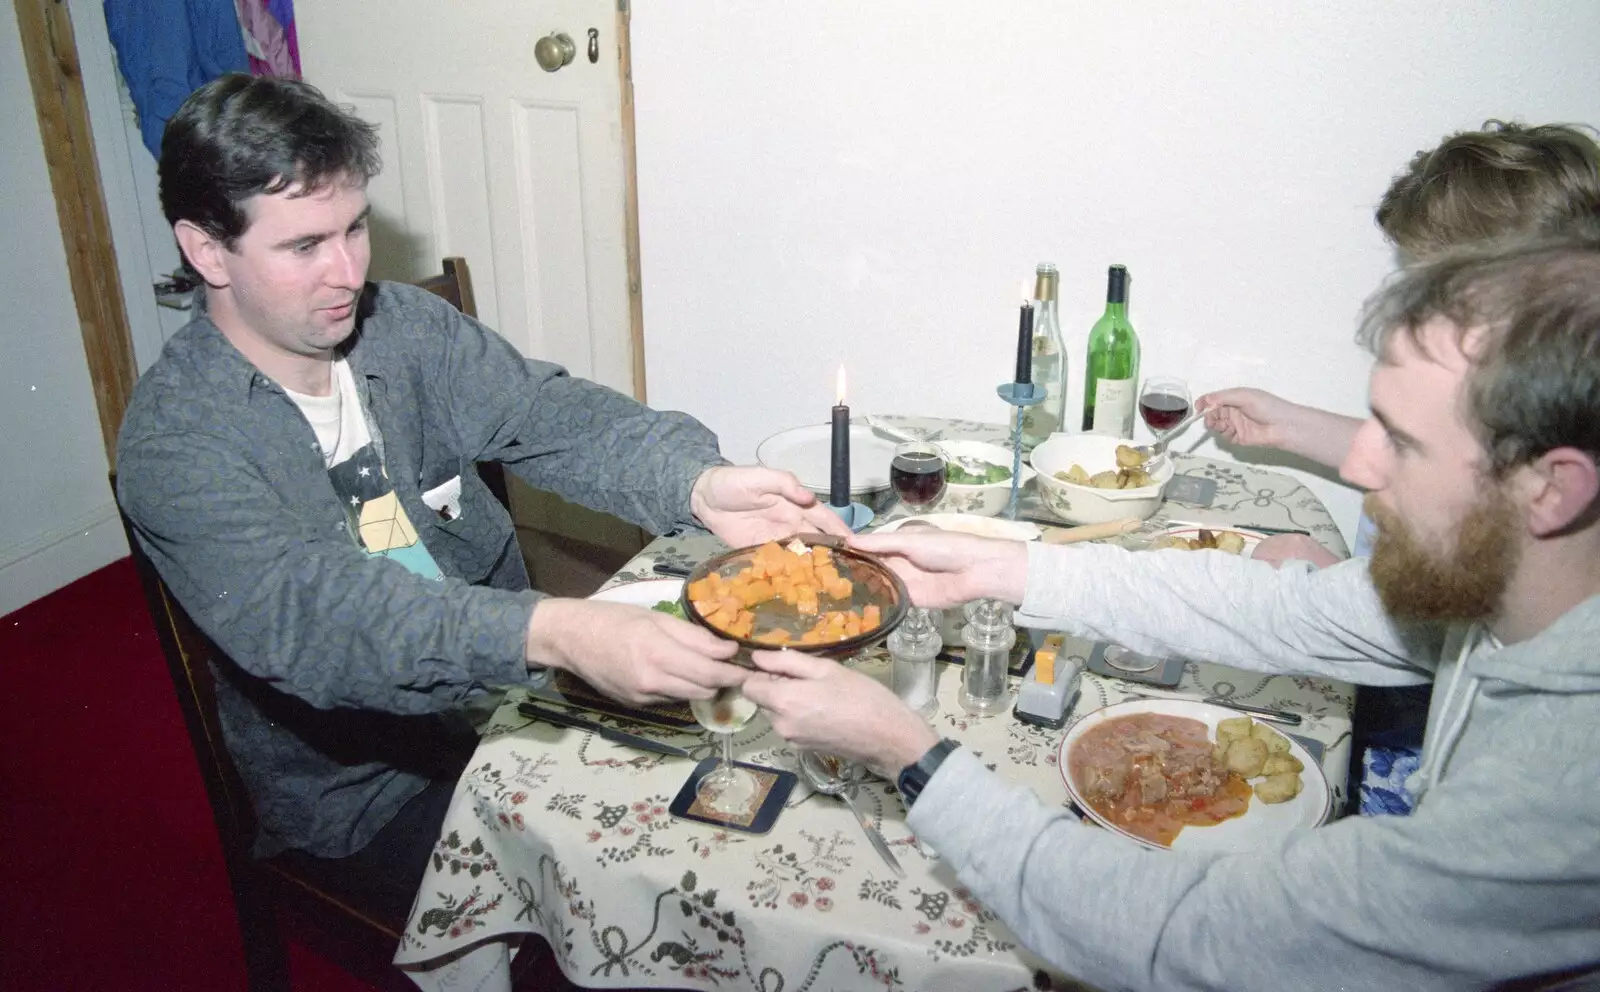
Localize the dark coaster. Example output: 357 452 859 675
1166 474 1218 507
668 759 798 834
529 671 698 729
1085 641 1184 688
937 635 1035 678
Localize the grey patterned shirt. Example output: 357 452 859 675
116 282 723 858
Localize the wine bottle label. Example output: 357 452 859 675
1091 378 1136 437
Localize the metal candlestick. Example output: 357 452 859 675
995 381 1045 520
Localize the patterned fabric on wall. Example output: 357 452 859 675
235 0 300 78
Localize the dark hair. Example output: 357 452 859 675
1375 121 1600 260
1358 236 1600 475
159 73 381 254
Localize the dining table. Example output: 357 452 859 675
394 416 1356 992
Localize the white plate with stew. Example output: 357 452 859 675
1057 698 1331 853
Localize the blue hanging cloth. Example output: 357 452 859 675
104 0 250 158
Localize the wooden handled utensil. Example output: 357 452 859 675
1039 517 1142 545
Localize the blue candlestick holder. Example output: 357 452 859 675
995 381 1045 521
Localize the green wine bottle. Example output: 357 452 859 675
1081 264 1140 437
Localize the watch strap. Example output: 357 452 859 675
896 738 960 809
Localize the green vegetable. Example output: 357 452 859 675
652 599 687 619
946 461 1011 485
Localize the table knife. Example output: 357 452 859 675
843 784 905 877
652 562 693 578
517 702 696 757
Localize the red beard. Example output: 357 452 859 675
1365 487 1520 623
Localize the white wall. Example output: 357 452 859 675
0 8 128 616
633 0 1600 542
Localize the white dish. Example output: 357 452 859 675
934 440 1038 517
590 577 684 610
1146 525 1268 559
1057 698 1331 854
876 513 1041 542
1030 433 1176 526
756 424 897 498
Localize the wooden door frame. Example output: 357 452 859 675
18 0 651 448
16 0 137 467
617 0 648 403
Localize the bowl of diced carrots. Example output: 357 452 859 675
681 535 910 663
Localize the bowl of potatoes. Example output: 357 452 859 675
1029 433 1175 525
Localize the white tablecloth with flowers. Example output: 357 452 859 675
395 418 1356 992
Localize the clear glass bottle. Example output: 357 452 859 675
959 599 1015 716
1021 263 1067 448
1082 264 1141 437
888 607 941 719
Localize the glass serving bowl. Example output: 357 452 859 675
680 534 910 664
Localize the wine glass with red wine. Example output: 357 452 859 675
1139 376 1192 456
889 441 947 514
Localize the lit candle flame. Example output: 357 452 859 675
835 365 847 406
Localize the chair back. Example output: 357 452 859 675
118 502 259 860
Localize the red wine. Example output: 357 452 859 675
1140 393 1190 432
890 451 946 506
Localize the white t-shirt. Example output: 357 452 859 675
283 358 371 467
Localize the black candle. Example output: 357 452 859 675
830 366 850 507
1014 300 1035 385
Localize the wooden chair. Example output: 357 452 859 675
113 259 548 991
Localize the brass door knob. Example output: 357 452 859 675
534 32 576 72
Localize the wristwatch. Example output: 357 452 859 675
896 738 960 809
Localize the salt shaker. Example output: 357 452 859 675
959 598 1015 716
888 607 941 719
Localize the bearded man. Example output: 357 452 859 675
740 237 1600 992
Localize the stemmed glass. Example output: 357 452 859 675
889 440 947 514
689 687 761 814
1138 376 1192 464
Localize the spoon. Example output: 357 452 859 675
1136 409 1205 466
799 750 905 876
863 416 988 476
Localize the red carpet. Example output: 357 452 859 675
0 559 381 991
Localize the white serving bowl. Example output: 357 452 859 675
934 440 1036 517
1029 432 1174 525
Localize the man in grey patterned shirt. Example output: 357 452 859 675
116 74 844 920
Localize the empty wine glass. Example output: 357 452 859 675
1139 376 1192 460
690 687 761 814
889 440 947 514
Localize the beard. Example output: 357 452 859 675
1364 486 1521 623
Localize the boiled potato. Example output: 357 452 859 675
1115 444 1148 469
1225 737 1269 778
1251 722 1292 754
1215 716 1254 746
1215 531 1247 554
1089 470 1123 490
1118 468 1155 489
1211 741 1231 765
1149 536 1194 551
1056 464 1092 485
1254 772 1303 804
1262 753 1305 776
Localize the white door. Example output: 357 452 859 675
297 0 638 398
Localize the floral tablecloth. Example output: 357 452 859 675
396 418 1356 991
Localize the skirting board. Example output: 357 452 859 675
0 501 128 617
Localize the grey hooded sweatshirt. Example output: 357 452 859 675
907 542 1600 991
